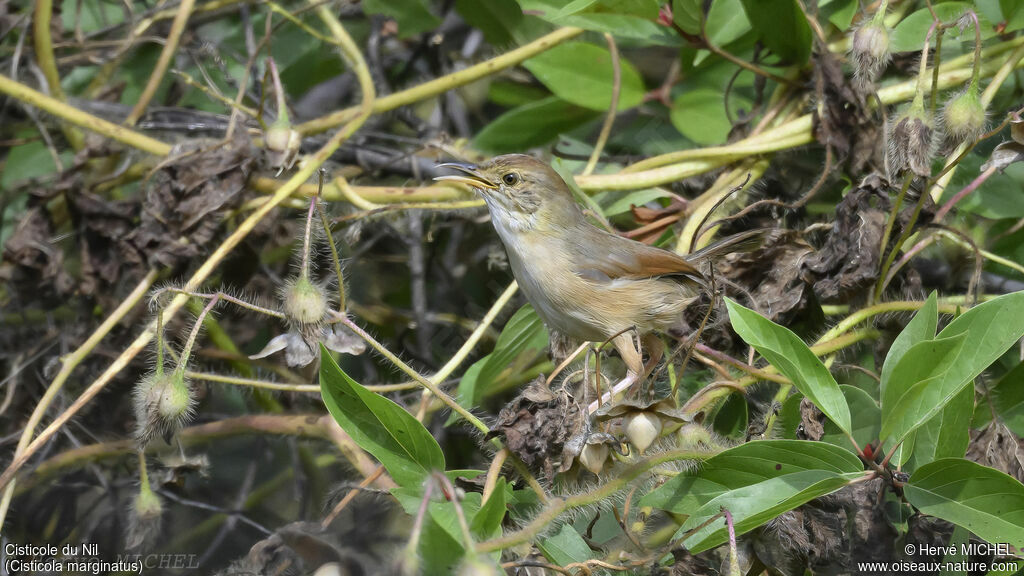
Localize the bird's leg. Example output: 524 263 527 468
586 332 642 413
641 333 664 382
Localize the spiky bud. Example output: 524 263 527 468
134 369 195 446
887 104 936 177
850 19 891 87
623 411 663 454
126 482 163 551
943 86 987 144
579 443 609 475
677 423 713 449
283 274 328 327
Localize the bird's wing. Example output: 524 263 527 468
572 229 702 283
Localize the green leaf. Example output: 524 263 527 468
598 188 672 216
558 13 684 45
681 469 861 553
991 361 1024 437
1004 0 1024 33
393 488 486 573
739 0 812 63
883 291 1024 445
320 348 445 486
473 96 599 153
906 458 1024 548
705 0 751 47
455 0 525 47
640 439 863 514
539 524 595 565
820 0 859 30
362 0 441 37
890 3 996 53
671 88 755 146
523 42 646 111
726 299 852 436
880 333 968 447
880 292 938 399
0 141 70 190
471 480 510 539
905 384 973 471
674 0 704 35
822 386 880 455
712 391 748 438
454 304 548 414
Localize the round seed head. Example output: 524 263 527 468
134 370 195 446
850 20 891 87
624 411 663 454
283 274 328 327
579 443 610 475
943 88 987 144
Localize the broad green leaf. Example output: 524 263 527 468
991 361 1024 437
905 384 973 471
539 524 595 565
471 479 510 539
1004 0 1024 33
739 0 812 63
595 0 660 17
712 391 748 438
906 458 1024 548
598 188 672 216
523 42 646 111
455 0 525 46
726 299 852 436
705 0 751 47
880 292 938 398
549 0 599 19
0 141 70 190
454 304 548 415
880 333 968 447
62 0 125 34
320 348 445 486
473 96 599 153
884 291 1024 444
940 525 970 576
671 88 754 146
362 0 441 38
681 470 861 553
674 0 704 34
822 386 880 455
640 439 862 513
773 393 804 439
890 3 996 53
557 13 684 45
393 488 486 573
819 0 859 30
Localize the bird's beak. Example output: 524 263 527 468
434 163 498 189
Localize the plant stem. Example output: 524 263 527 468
124 0 195 125
476 448 716 552
583 33 620 176
296 27 582 134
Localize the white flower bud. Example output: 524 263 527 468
624 411 663 454
579 443 609 475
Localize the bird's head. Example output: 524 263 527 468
436 154 583 232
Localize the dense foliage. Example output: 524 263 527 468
2 0 1024 574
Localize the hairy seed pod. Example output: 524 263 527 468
133 486 163 520
850 19 891 87
624 411 663 454
943 87 987 144
887 105 936 177
677 423 713 449
134 370 195 446
579 443 609 475
283 274 328 327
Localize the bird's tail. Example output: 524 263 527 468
686 228 773 264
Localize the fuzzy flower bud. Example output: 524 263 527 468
126 483 163 550
283 274 328 327
624 411 663 454
850 7 891 88
943 86 987 144
134 369 195 446
579 443 609 475
265 121 302 171
887 104 936 177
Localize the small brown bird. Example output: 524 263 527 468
437 154 759 403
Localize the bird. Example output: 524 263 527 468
437 154 761 407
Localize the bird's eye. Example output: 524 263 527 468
502 172 519 186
